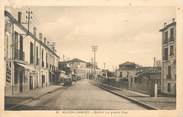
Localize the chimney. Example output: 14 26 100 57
44 37 47 44
164 22 167 27
33 27 37 37
18 12 22 23
39 33 42 41
172 18 175 23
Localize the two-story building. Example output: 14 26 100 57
59 58 101 79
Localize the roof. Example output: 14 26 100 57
159 22 176 32
119 61 135 66
119 61 142 67
5 10 60 58
67 58 86 63
86 62 93 67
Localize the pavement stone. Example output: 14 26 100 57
5 85 63 110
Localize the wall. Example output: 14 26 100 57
131 73 161 96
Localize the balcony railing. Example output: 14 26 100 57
166 74 171 80
163 56 168 61
163 40 168 44
163 38 175 44
15 49 24 61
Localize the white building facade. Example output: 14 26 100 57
5 10 60 96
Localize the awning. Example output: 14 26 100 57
17 63 35 71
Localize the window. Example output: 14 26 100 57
19 35 23 51
126 72 129 78
30 42 33 64
170 46 174 56
29 76 33 90
163 48 168 60
36 46 39 65
14 32 18 59
42 75 45 84
42 49 44 67
14 70 18 84
46 53 48 68
14 32 18 49
167 83 171 92
170 28 174 41
19 35 24 60
167 66 171 79
164 31 168 43
120 72 123 77
168 66 171 76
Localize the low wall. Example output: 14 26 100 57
98 78 128 89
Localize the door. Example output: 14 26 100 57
42 75 45 87
19 72 23 92
29 76 33 90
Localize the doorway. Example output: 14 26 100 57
19 72 23 92
42 75 45 87
29 76 33 90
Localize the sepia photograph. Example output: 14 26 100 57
3 2 179 112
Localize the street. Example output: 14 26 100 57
14 79 147 110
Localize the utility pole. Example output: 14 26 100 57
103 62 107 78
103 62 106 69
153 57 156 67
92 46 98 78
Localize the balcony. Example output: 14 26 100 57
15 49 24 61
166 74 171 80
163 56 168 61
163 40 168 44
169 37 174 42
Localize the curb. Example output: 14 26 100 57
6 86 64 110
97 84 159 110
32 86 63 100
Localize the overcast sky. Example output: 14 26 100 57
19 6 175 70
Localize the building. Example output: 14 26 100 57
4 10 60 96
159 18 176 96
58 58 101 79
116 62 141 89
117 62 141 79
59 58 88 79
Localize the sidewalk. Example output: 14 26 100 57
5 85 63 110
97 82 176 110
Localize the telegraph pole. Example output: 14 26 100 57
92 46 98 78
103 62 106 70
104 62 107 78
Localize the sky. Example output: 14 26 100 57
13 6 176 70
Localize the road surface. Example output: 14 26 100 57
15 79 147 110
